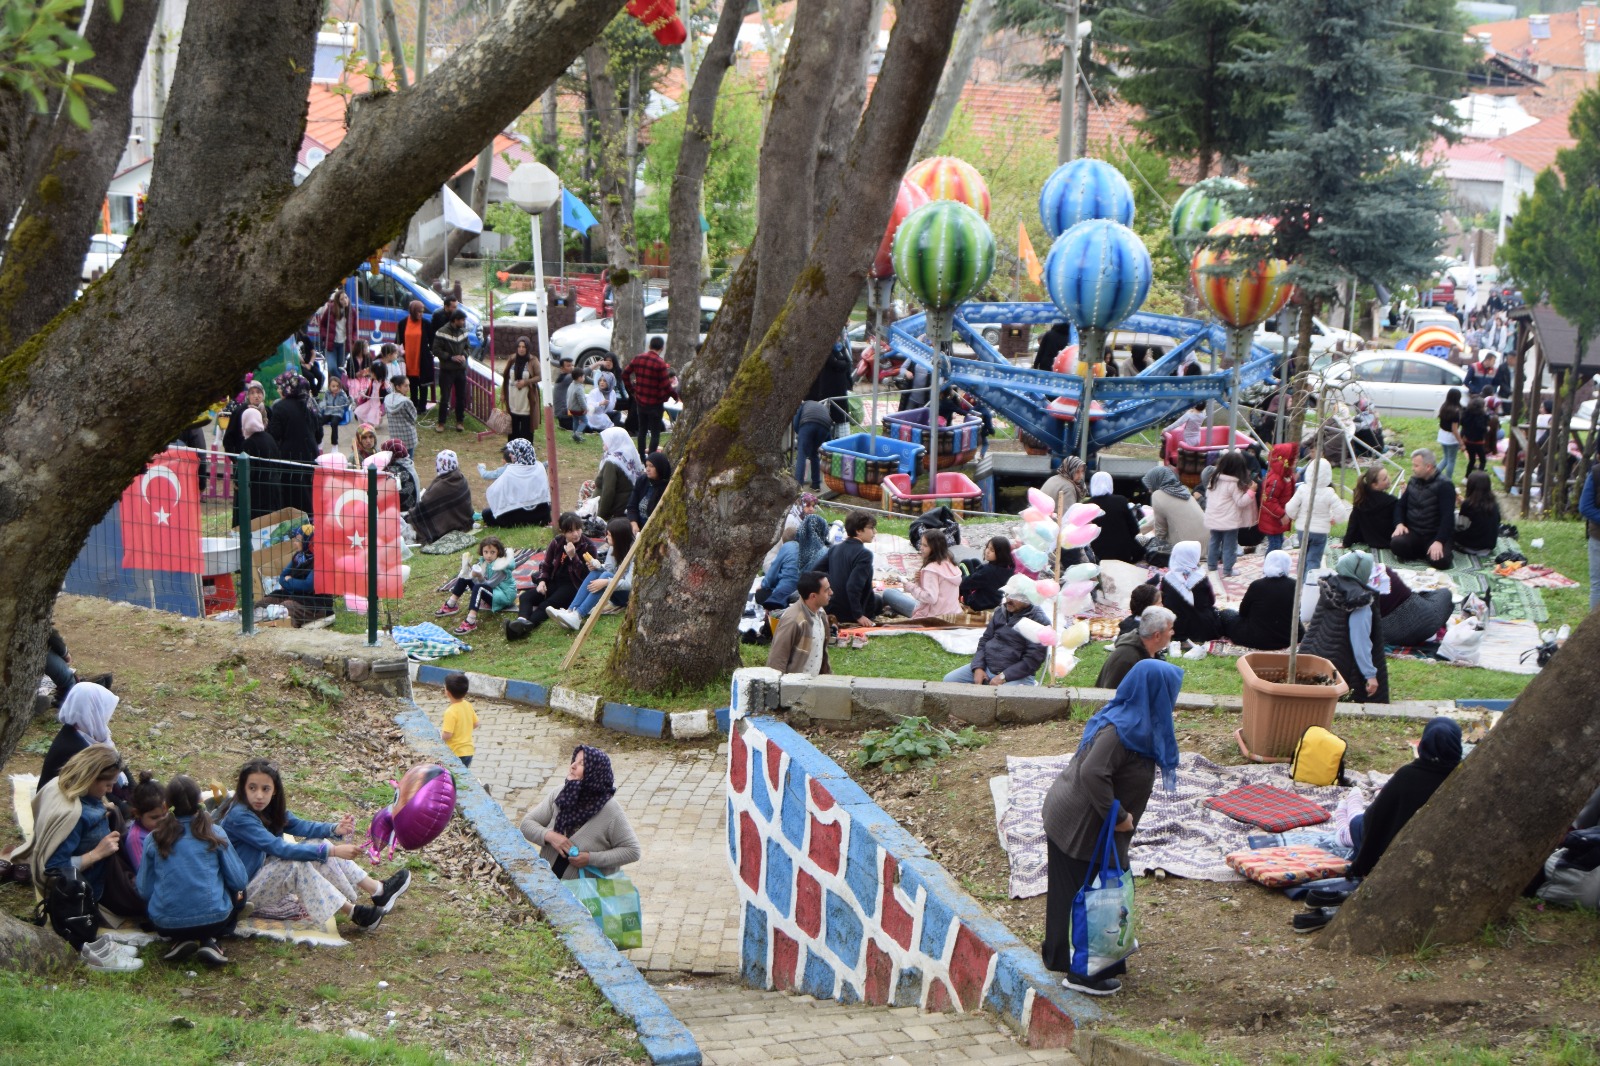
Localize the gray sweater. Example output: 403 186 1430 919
519 792 641 879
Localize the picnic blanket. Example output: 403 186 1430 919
1501 564 1580 589
390 621 472 661
996 751 1385 897
419 529 481 555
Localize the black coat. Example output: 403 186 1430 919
1457 499 1500 553
236 430 286 523
1224 575 1297 650
1343 491 1398 550
1150 575 1224 644
958 561 1012 612
269 397 321 465
1033 324 1072 372
39 723 88 788
1348 759 1454 877
1299 574 1388 703
818 537 878 622
808 344 855 424
1089 493 1144 563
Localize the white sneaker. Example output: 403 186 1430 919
81 939 143 973
88 935 139 959
547 607 581 631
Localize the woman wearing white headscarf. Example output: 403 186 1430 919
1146 541 1227 645
1087 470 1144 563
483 438 552 528
1222 549 1299 650
595 427 644 522
40 682 119 788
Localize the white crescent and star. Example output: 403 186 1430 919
331 488 372 549
140 463 183 526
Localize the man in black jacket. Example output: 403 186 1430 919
944 575 1050 685
1391 448 1456 569
815 512 879 634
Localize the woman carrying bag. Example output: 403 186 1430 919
1040 658 1183 996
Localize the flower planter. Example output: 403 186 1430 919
1235 652 1349 762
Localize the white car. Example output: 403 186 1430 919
491 290 597 328
82 233 126 280
1402 307 1462 336
1313 351 1467 418
549 295 720 373
1255 314 1362 357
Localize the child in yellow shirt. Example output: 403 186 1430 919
440 673 479 768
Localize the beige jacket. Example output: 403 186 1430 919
766 601 831 675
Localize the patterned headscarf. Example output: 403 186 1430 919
275 370 305 401
552 745 617 836
795 514 830 574
506 438 539 466
381 438 409 461
598 427 645 482
435 449 459 475
1058 455 1087 483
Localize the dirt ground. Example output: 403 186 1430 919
4 596 639 1065
812 706 1600 1064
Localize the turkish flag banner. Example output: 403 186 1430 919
120 448 204 573
313 467 403 598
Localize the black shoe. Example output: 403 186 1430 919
1293 907 1338 934
81 672 113 691
1306 887 1353 908
1064 972 1121 996
372 868 411 912
505 617 533 642
196 939 228 966
163 940 199 963
351 904 385 930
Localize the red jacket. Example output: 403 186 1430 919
1257 442 1298 535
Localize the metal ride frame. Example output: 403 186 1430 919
883 302 1285 461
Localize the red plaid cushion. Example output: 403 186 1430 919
1204 783 1330 833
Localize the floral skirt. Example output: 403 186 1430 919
247 855 368 924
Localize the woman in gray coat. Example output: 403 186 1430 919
520 745 641 879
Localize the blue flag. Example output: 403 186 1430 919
562 189 599 233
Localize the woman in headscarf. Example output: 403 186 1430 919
626 450 673 533
1041 456 1088 510
1369 564 1453 648
222 378 269 455
794 513 831 576
235 407 285 524
1296 717 1462 932
1140 467 1207 563
269 372 319 513
482 438 551 528
1087 471 1144 564
256 520 334 627
351 422 379 468
1223 549 1298 650
410 449 476 545
595 426 644 522
501 336 537 442
519 745 641 880
40 682 119 788
1041 659 1184 996
1148 541 1228 645
381 438 419 513
1298 550 1388 703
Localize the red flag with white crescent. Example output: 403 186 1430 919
120 448 204 573
313 467 403 598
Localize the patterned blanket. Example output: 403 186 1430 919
997 751 1386 897
391 621 472 661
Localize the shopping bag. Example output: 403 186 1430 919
1071 800 1139 977
569 867 643 949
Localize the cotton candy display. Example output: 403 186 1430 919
1027 488 1057 515
1034 578 1061 600
1014 617 1057 645
1059 619 1090 650
1023 519 1060 553
1063 562 1100 584
1064 502 1103 526
1059 522 1101 549
1017 544 1049 573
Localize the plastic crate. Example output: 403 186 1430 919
880 472 984 515
820 433 925 497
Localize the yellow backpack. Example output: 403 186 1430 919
1290 725 1347 787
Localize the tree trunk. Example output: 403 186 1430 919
381 0 411 87
0 0 161 353
1289 299 1317 443
607 0 963 693
913 0 993 161
813 0 883 228
1323 611 1600 954
0 913 75 975
672 242 758 460
664 0 749 374
415 0 431 80
0 0 624 771
585 40 645 363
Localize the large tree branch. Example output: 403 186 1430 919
813 0 883 231
585 38 646 363
0 0 161 353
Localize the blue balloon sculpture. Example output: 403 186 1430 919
1039 159 1136 239
1044 219 1153 332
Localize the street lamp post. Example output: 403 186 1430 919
508 162 563 523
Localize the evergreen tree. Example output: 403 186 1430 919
1393 0 1479 142
1235 0 1448 378
1096 0 1286 178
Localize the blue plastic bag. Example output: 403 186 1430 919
1071 800 1139 978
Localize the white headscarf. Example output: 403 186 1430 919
486 440 550 515
599 426 645 482
58 682 117 747
1262 549 1293 579
1089 471 1114 497
1162 541 1206 605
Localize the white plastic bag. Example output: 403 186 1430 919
1437 618 1485 665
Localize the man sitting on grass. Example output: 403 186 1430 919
943 575 1048 686
1096 605 1176 691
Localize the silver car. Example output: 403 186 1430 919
1313 351 1467 418
549 295 720 373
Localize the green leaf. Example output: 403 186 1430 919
65 86 89 129
74 73 114 92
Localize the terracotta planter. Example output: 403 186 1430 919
1235 652 1349 761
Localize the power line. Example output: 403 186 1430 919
1072 52 1172 213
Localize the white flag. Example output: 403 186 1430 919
440 184 483 234
1465 249 1478 301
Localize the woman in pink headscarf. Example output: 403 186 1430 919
236 407 286 522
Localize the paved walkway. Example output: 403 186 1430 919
659 982 1081 1065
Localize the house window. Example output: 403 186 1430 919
108 194 137 235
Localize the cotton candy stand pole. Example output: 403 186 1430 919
1047 488 1068 685
1285 384 1329 683
1077 328 1105 464
1226 325 1251 441
558 531 645 673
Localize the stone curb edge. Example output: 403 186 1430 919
1075 1031 1193 1066
406 663 733 740
393 700 701 1066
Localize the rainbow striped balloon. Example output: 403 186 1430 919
1190 217 1291 329
871 178 932 279
906 156 991 219
1039 158 1135 238
1044 220 1152 332
1405 325 1466 355
891 201 996 312
1169 177 1244 261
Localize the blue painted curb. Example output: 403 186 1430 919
394 701 701 1066
604 701 668 739
412 668 730 739
1455 698 1513 711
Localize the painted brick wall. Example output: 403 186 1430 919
726 716 1101 1049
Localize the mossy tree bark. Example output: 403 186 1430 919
606 0 964 692
1323 613 1600 954
0 914 75 975
0 0 625 769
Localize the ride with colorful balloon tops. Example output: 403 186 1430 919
1189 216 1293 439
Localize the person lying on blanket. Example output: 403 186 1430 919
1292 717 1462 933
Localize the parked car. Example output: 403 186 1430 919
1255 314 1362 357
1403 307 1462 335
306 259 485 351
81 233 126 280
1311 351 1467 418
549 296 721 373
491 290 597 328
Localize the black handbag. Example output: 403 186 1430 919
909 506 962 550
34 869 100 949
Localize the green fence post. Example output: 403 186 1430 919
237 453 254 636
367 464 379 647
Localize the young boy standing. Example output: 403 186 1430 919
440 673 479 768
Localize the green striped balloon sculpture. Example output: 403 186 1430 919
1169 176 1243 263
891 199 996 486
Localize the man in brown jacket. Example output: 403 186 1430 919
767 573 832 675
